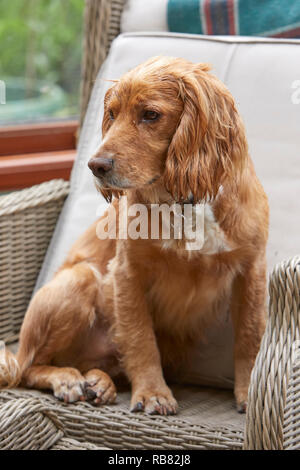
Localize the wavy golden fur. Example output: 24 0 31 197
0 57 269 415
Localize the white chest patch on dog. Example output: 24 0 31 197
197 203 231 255
161 201 232 254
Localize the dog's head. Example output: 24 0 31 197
88 56 247 203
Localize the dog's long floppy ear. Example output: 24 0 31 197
164 64 248 202
98 85 123 203
101 86 114 137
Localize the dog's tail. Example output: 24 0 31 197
0 341 33 388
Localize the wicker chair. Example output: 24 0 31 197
0 0 300 450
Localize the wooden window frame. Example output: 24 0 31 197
0 120 78 191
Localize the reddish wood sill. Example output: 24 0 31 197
0 121 78 191
0 150 76 191
0 121 78 156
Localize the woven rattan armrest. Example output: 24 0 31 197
244 255 300 450
0 179 70 344
0 395 109 449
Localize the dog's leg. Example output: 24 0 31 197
112 260 177 415
231 256 267 413
15 262 116 405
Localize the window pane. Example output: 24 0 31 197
0 0 84 126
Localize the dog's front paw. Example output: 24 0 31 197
84 369 117 406
52 368 86 403
130 386 178 415
235 387 248 414
236 400 247 414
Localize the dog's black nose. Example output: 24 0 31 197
88 156 114 177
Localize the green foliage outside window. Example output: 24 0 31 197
0 0 84 123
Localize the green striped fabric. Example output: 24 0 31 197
168 0 300 38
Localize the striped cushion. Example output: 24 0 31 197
121 0 300 38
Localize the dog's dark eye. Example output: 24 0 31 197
109 110 114 120
142 110 160 122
